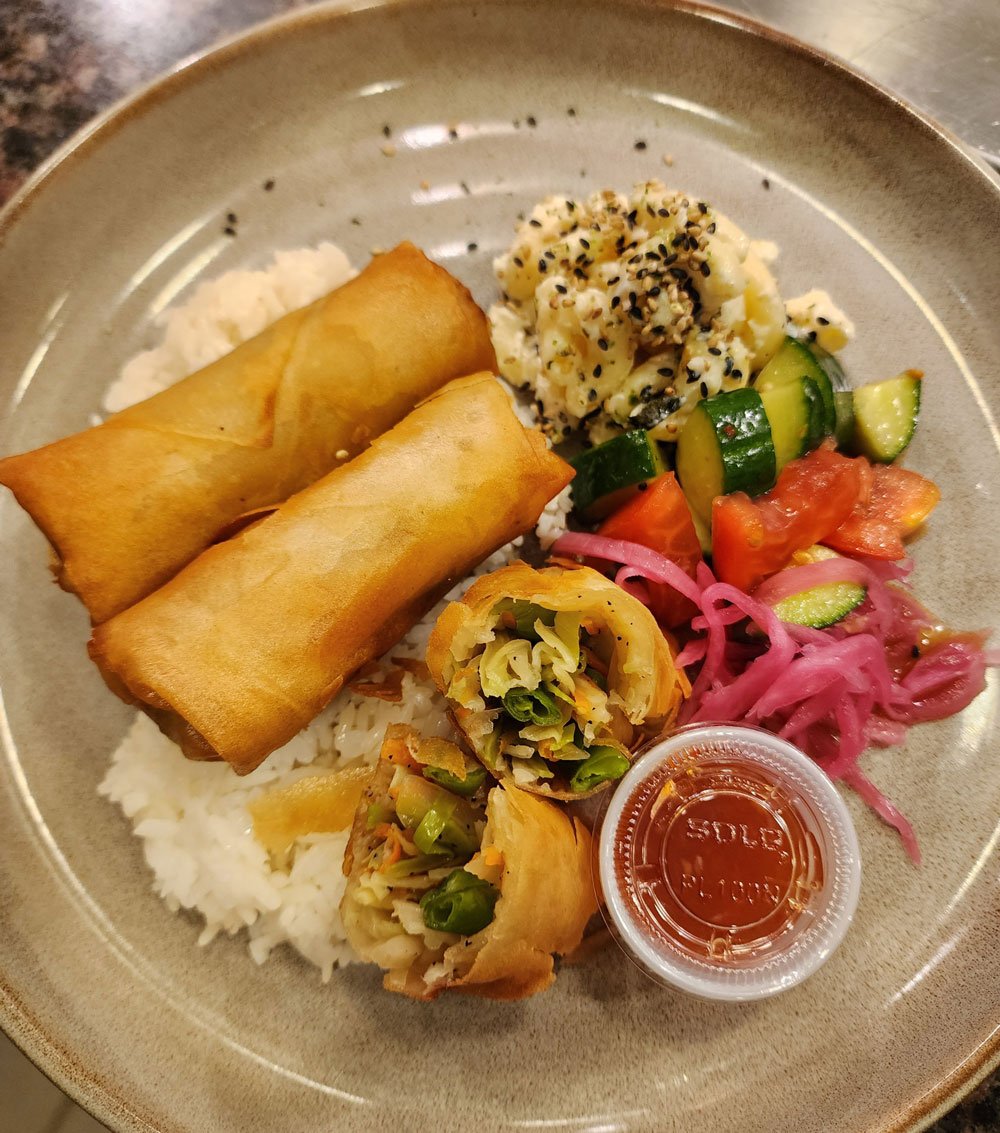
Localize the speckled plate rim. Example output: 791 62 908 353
1 1 999 1130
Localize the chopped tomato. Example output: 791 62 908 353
823 463 940 560
711 447 863 592
597 472 703 626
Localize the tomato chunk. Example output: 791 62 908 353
824 463 940 559
597 472 703 626
711 447 863 592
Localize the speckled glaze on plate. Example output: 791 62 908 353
1 1 998 1130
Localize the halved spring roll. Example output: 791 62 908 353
426 561 689 799
88 374 573 774
0 242 496 623
341 726 596 1000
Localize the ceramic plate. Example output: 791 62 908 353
1 2 999 1130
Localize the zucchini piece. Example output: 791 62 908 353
759 376 825 472
675 388 776 524
771 545 866 628
755 336 840 435
851 370 922 462
833 390 856 449
569 430 666 518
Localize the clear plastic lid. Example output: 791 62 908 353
598 724 862 1002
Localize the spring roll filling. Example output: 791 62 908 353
447 599 632 792
351 756 503 979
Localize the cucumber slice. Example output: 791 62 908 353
772 545 866 628
851 370 922 462
759 376 825 472
569 430 666 518
676 387 776 523
833 390 856 449
755 336 839 435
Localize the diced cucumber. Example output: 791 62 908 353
759 376 825 472
771 545 866 628
833 390 856 449
851 370 922 462
676 388 776 524
569 430 666 518
755 336 840 435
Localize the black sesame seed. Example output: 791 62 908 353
669 267 688 280
686 368 699 383
671 233 685 247
382 124 391 137
807 330 817 342
588 387 597 401
263 179 275 191
350 217 361 226
699 261 712 277
700 381 709 398
467 242 478 252
460 181 471 194
634 140 647 151
648 286 661 297
698 202 708 214
538 259 548 272
513 256 524 267
628 254 642 265
762 177 771 189
449 126 458 139
566 200 577 212
610 295 621 309
529 218 542 228
567 107 576 116
573 267 587 279
657 367 674 377
226 212 237 224
223 225 236 236
629 306 643 320
627 209 638 225
527 115 537 127
707 222 716 234
593 364 603 377
637 481 648 491
708 346 722 356
652 324 665 334
598 338 609 350
545 249 556 260
555 283 568 294
817 316 830 326
580 237 590 249
608 275 620 285
732 368 743 379
663 252 678 265
658 208 669 217
724 356 734 376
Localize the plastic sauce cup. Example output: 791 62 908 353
598 724 862 1001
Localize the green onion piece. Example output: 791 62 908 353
503 685 563 726
419 869 500 935
423 764 487 796
480 728 502 771
380 852 449 881
413 798 480 856
568 745 631 793
365 802 393 830
584 666 608 692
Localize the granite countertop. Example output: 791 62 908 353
1 2 998 1131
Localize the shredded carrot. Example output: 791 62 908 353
581 617 600 636
500 611 517 629
377 825 404 871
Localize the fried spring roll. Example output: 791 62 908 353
0 242 496 623
88 374 573 774
426 562 689 799
341 728 596 1000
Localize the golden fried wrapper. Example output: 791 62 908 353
0 243 496 623
426 562 689 799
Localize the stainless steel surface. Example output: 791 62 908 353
724 0 1000 170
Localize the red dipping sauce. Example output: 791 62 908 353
599 726 860 1000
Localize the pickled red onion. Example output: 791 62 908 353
552 531 998 865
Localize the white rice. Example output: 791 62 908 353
98 244 567 979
